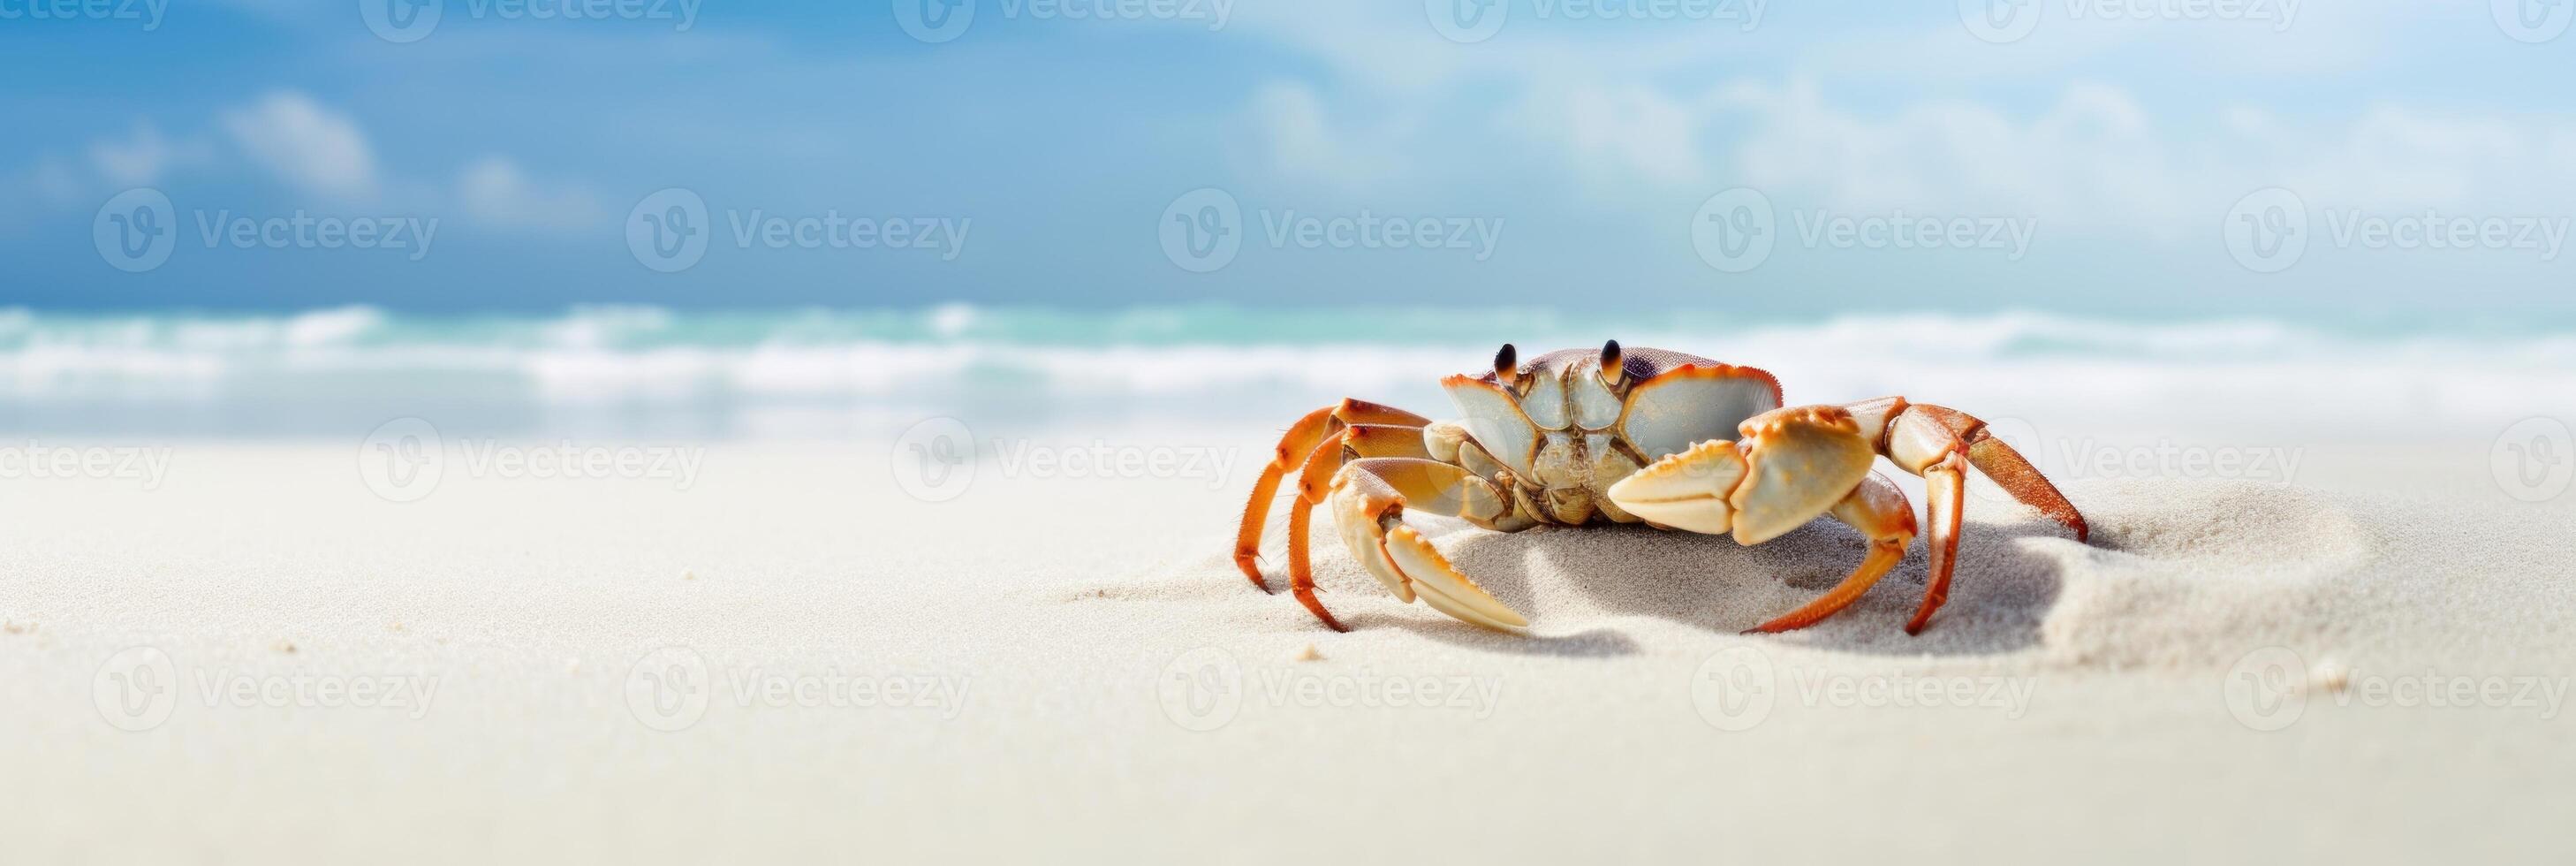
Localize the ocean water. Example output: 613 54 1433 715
0 305 2567 445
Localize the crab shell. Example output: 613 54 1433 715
1439 344 1783 525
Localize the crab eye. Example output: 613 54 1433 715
1519 372 1570 429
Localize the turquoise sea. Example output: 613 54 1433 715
2 305 2567 442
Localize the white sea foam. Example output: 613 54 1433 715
0 306 2565 444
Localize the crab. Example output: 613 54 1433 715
1232 341 2090 634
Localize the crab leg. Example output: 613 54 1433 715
1862 398 2087 541
1609 400 2087 634
1865 398 2087 633
1911 451 1967 634
1966 435 2087 541
1235 399 1430 591
1745 473 1918 634
1284 425 1432 629
1326 458 1527 631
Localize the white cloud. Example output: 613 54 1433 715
1719 80 2194 236
2274 107 2576 212
1216 0 2576 241
1504 82 1707 188
19 93 604 237
221 91 378 199
1717 80 2576 242
1218 0 2576 246
1222 0 1786 95
31 156 85 207
458 156 604 231
1246 81 1414 193
1949 1 2476 79
89 121 179 187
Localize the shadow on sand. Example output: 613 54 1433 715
1386 515 2094 659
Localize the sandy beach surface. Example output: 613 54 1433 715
4 434 2572 862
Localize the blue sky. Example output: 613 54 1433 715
5 0 2574 324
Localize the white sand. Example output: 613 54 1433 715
3 439 2572 862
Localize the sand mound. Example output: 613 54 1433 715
1162 479 2480 674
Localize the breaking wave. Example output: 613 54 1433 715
0 304 2567 439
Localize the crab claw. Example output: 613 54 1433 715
1383 525 1527 630
1327 458 1529 632
1604 439 1747 535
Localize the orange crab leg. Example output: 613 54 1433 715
1284 425 1429 629
1235 399 1429 591
1746 472 1918 634
1876 400 2087 633
1905 450 1969 634
1965 433 2087 542
1616 398 2089 634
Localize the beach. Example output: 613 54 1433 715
19 0 2576 858
5 428 2571 862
